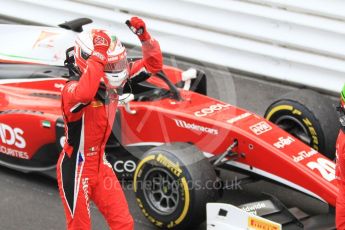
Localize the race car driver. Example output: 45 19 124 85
336 84 345 229
56 17 162 229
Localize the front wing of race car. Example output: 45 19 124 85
207 199 335 230
207 203 282 230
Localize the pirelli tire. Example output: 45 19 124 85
133 143 218 229
264 89 339 159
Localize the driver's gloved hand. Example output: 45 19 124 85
126 17 151 42
90 30 111 66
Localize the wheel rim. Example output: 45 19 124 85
275 115 312 146
143 167 180 216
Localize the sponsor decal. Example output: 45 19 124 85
92 51 106 61
0 146 28 159
67 82 77 93
174 119 219 135
249 121 272 135
32 31 59 48
227 112 251 124
108 55 120 62
0 123 28 158
82 178 90 217
114 160 137 173
242 202 266 216
156 154 182 177
248 216 281 230
94 35 109 46
307 158 335 182
302 117 319 151
86 146 99 157
293 148 318 163
273 136 295 149
136 198 164 227
0 123 26 148
54 83 64 90
86 152 97 157
194 103 231 117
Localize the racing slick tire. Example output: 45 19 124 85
264 89 339 159
133 143 218 229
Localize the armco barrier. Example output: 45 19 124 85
0 0 345 94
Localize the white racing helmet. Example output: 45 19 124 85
74 29 129 88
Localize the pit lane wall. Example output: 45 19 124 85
1 0 345 94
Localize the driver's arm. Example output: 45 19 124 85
127 17 163 82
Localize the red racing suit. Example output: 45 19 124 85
336 129 345 230
56 38 163 230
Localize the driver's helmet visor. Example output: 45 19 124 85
104 58 128 73
104 58 129 88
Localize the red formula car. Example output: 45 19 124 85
0 19 339 229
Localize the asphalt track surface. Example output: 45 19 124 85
0 19 338 230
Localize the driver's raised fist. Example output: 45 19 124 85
127 17 151 42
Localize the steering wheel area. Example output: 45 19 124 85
127 71 182 102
